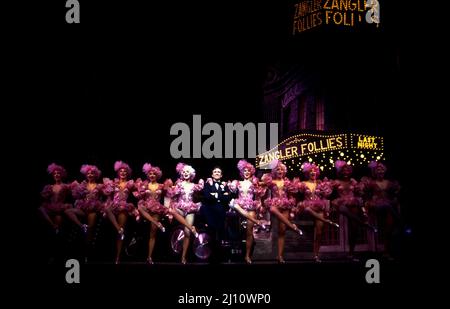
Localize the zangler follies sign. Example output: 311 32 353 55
292 0 381 35
256 133 383 170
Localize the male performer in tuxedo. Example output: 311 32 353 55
202 167 231 263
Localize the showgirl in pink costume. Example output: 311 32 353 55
361 161 401 258
103 161 136 264
262 161 303 263
135 163 197 264
331 160 375 260
65 164 105 244
39 163 72 233
167 163 203 264
297 162 339 262
229 160 266 264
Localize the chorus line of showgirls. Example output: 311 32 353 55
40 159 401 264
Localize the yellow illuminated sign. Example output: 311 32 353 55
293 0 380 35
256 133 383 170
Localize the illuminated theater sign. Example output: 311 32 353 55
292 0 381 34
256 133 384 172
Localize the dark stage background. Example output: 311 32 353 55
28 0 416 186
12 0 430 305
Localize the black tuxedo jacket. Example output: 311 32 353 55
201 180 231 229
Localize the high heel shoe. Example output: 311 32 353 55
181 257 187 265
118 227 125 240
313 255 322 263
157 222 166 233
292 224 303 236
277 257 286 264
256 221 267 231
241 220 247 229
81 224 88 235
245 257 252 264
191 226 199 238
146 257 154 265
327 220 340 228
